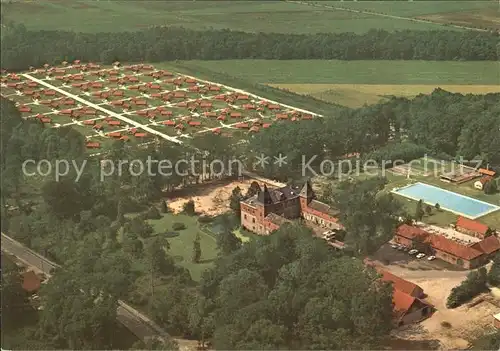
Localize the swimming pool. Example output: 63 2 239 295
392 182 500 219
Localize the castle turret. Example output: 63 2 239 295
299 179 315 210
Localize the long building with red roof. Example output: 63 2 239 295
394 223 499 269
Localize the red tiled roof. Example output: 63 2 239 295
471 235 500 255
479 168 496 177
426 234 483 261
22 271 41 292
392 289 416 316
456 216 490 236
396 224 484 261
396 224 429 240
378 269 422 297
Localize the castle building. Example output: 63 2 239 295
240 180 342 235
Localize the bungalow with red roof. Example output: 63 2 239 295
173 91 186 98
134 132 147 138
107 132 122 138
230 112 242 118
235 122 249 129
163 120 176 126
276 114 288 120
18 106 31 113
107 120 121 126
455 217 492 239
236 95 249 100
40 118 52 124
268 104 280 110
479 168 497 177
86 142 101 149
83 120 95 125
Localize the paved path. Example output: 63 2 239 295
286 0 489 32
21 74 182 145
1 233 170 342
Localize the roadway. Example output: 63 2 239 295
1 233 169 341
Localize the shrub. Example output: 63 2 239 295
146 206 162 220
172 222 186 231
163 231 180 238
446 267 489 308
182 200 195 215
198 215 214 224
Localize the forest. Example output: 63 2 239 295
1 23 498 70
0 94 408 349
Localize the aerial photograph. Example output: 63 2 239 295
0 0 499 350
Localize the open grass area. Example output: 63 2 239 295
146 213 218 281
178 60 499 85
1 0 456 33
172 60 500 107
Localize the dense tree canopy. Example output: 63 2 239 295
193 224 394 349
1 24 498 70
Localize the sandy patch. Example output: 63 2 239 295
167 179 256 216
384 263 499 350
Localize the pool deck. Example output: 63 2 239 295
392 182 500 220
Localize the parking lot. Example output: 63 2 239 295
371 243 465 272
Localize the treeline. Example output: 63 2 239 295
1 24 498 70
245 90 500 180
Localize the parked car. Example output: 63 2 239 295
427 255 436 261
397 245 405 251
391 244 398 249
416 253 426 259
408 249 418 255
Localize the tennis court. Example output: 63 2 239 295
392 182 500 219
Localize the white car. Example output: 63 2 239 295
427 255 436 261
416 253 426 259
408 249 418 255
391 244 398 249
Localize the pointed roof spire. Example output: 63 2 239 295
257 184 273 204
299 179 315 199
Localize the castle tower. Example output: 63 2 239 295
257 184 273 205
299 179 315 210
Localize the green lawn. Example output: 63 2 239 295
1 0 454 33
146 213 218 281
172 60 500 85
321 1 496 17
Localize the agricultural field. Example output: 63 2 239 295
0 60 320 154
315 1 499 30
0 0 459 33
173 60 500 108
321 1 496 17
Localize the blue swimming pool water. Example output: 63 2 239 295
392 182 500 219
